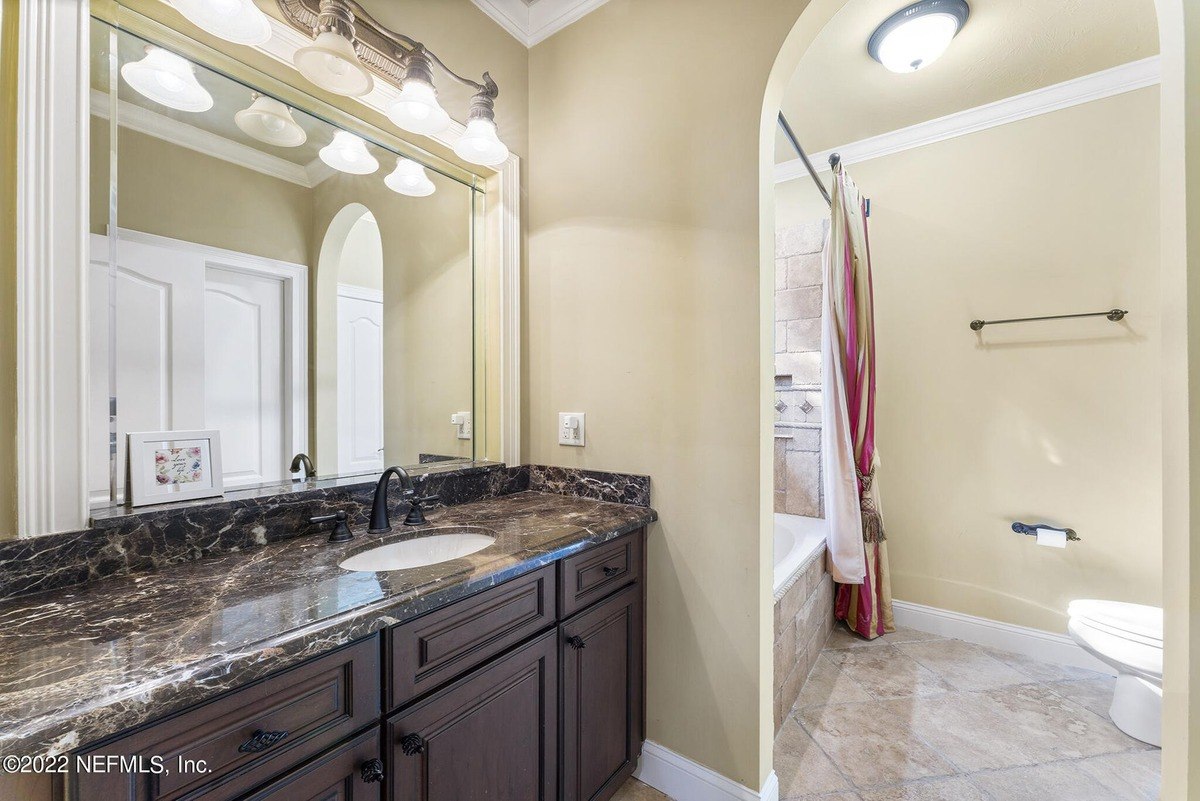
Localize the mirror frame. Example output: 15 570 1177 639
13 0 520 536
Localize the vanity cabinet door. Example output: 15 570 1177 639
387 630 557 801
560 582 644 801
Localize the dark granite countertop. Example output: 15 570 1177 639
0 491 656 757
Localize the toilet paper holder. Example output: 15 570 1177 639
1012 522 1081 542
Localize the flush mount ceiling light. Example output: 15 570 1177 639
235 93 307 146
385 157 436 197
120 47 214 112
277 0 510 166
868 0 970 74
168 0 272 46
319 130 379 174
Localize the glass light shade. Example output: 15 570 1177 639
387 80 452 136
294 30 374 96
319 130 379 174
875 12 960 73
120 48 214 112
168 0 271 46
235 95 307 147
384 158 436 197
453 118 509 167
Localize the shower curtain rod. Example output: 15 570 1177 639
776 112 833 207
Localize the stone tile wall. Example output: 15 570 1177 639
773 545 834 733
774 220 826 517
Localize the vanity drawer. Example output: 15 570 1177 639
238 728 382 801
388 565 556 710
72 636 380 801
558 530 643 618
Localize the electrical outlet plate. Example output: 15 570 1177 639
558 412 585 446
451 412 472 440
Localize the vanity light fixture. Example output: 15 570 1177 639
235 93 307 146
168 0 272 46
120 47 214 112
384 157 436 197
453 84 509 167
867 0 970 74
387 47 451 136
277 0 510 166
319 130 379 174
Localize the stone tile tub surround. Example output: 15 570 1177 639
775 540 834 732
0 463 650 601
0 491 656 758
775 219 826 517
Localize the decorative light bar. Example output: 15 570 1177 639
275 0 509 167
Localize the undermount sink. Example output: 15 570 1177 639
339 527 497 572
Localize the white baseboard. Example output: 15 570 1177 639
634 741 779 801
892 600 1115 675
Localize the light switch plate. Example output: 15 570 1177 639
558 412 585 446
451 412 472 440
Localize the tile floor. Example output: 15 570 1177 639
613 625 1160 801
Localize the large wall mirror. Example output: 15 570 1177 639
86 13 487 509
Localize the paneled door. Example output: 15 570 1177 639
88 231 307 502
336 285 385 475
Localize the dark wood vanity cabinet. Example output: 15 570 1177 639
67 529 646 801
560 583 644 801
387 630 559 801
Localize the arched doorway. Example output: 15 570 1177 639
314 203 384 475
761 0 1192 794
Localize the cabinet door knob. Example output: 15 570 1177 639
566 635 587 650
400 733 426 756
237 729 289 753
602 566 622 577
360 757 385 783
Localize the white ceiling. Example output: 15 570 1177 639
777 0 1159 161
471 0 611 46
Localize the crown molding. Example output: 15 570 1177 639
776 56 1162 184
470 0 612 47
90 89 317 187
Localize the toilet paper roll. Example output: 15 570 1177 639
1036 527 1068 548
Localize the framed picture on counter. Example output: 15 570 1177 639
126 430 224 507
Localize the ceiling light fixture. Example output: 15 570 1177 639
385 157 436 197
168 0 272 46
319 130 379 174
120 47 214 112
867 0 970 74
235 92 308 146
277 0 510 165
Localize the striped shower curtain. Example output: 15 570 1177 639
821 162 894 640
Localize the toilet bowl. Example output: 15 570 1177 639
1067 599 1163 747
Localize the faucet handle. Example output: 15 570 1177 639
310 510 355 543
403 494 440 526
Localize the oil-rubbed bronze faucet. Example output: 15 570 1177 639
289 452 317 479
368 466 440 532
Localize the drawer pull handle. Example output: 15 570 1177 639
400 733 426 756
237 729 289 754
360 757 385 783
566 635 587 650
602 566 622 577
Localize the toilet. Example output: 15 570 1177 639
1067 599 1163 747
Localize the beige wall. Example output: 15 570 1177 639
337 214 383 292
0 0 15 538
778 88 1162 633
528 0 817 788
91 119 315 264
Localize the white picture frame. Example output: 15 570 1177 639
126 430 224 508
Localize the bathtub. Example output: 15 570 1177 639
773 513 828 599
